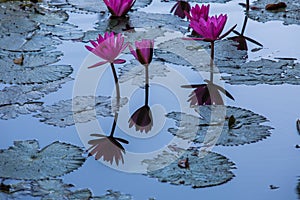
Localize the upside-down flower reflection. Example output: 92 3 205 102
85 32 127 68
129 39 154 66
183 80 234 106
129 105 153 133
170 1 191 19
88 134 129 165
103 0 136 17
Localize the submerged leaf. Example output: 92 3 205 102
0 51 73 84
248 0 300 25
167 106 272 146
0 140 85 180
34 96 128 127
144 150 235 188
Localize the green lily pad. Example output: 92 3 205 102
40 22 84 40
221 58 300 85
167 105 272 146
144 150 235 188
155 38 247 72
0 51 73 84
31 179 92 200
93 190 133 200
0 78 71 120
248 0 300 25
0 16 38 34
119 59 169 87
82 11 188 41
34 96 128 127
0 140 85 180
66 0 152 13
0 32 60 52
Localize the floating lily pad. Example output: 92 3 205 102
221 59 300 85
144 150 235 188
0 102 43 120
82 11 188 41
67 0 152 13
0 140 85 180
119 59 169 87
168 0 231 3
31 179 92 200
0 51 73 84
34 96 128 127
0 32 60 52
0 1 68 26
0 17 38 34
93 190 133 200
0 78 71 120
40 22 84 40
167 106 272 146
248 0 300 25
156 38 247 72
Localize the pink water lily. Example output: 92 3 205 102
104 0 135 17
170 1 191 19
189 14 236 42
129 39 154 65
185 4 209 22
85 32 127 68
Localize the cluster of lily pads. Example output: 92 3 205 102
0 0 299 198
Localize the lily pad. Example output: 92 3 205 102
0 51 73 84
40 22 84 40
93 190 133 200
156 38 247 72
144 150 235 188
0 1 69 26
168 0 231 3
248 0 300 25
31 179 92 200
221 59 300 85
0 32 61 52
119 59 169 87
0 140 85 180
0 102 43 120
0 17 38 34
167 105 272 146
82 11 188 41
34 96 128 127
66 0 152 13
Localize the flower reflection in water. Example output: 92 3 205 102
182 80 234 106
128 39 154 133
88 134 129 165
129 105 153 133
170 0 191 19
229 16 263 51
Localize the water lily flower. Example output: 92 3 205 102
85 32 127 68
170 1 191 19
185 4 209 22
182 80 234 106
129 105 153 133
129 39 154 66
190 14 236 42
103 0 136 17
88 134 129 165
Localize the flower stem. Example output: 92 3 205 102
246 0 250 11
110 62 120 137
145 65 149 106
210 41 215 83
241 16 248 36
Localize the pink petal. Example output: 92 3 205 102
88 61 109 69
114 59 126 64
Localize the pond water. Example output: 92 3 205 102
1 0 300 199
